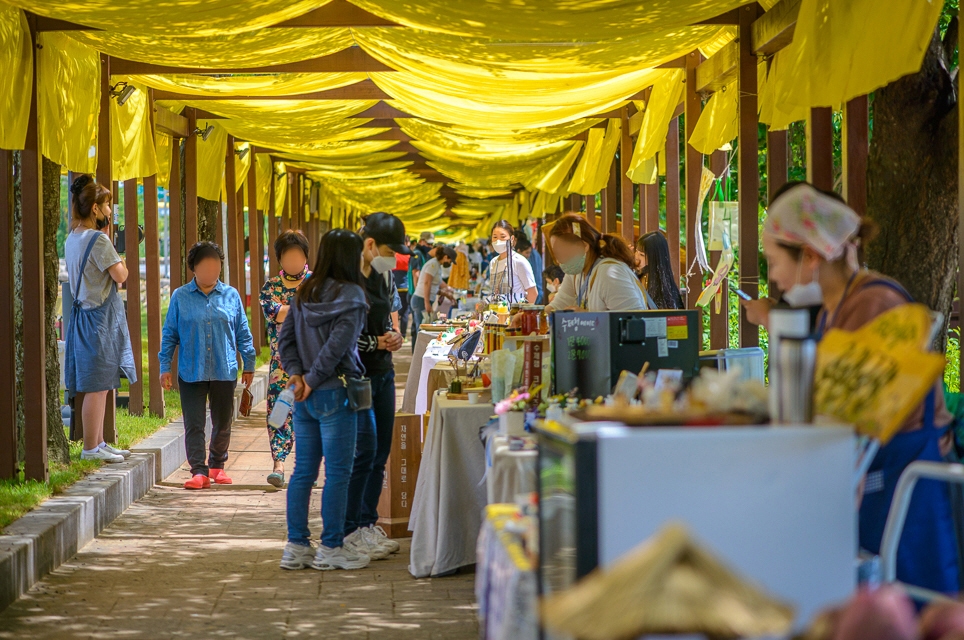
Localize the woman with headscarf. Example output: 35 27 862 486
743 181 958 594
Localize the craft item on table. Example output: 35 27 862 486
708 200 739 251
520 340 546 394
814 304 945 445
696 228 735 314
490 349 524 403
689 368 768 418
688 165 717 275
612 362 650 405
483 321 507 355
541 523 794 640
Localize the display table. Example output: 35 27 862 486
476 505 538 640
409 391 494 578
426 363 457 405
486 435 538 505
401 330 445 414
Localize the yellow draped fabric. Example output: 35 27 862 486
273 163 288 217
37 32 99 173
628 69 684 184
349 0 745 42
0 7 29 150
127 73 366 97
3 0 333 36
233 141 251 191
770 0 943 110
568 127 604 196
688 82 738 155
196 120 228 201
588 119 621 194
71 29 352 69
530 141 583 195
155 133 171 188
111 81 157 181
255 154 272 211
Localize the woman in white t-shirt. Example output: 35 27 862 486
479 220 538 304
544 213 649 312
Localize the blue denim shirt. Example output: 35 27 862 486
159 280 256 383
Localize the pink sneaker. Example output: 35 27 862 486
184 474 211 490
210 468 233 485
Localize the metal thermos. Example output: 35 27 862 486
777 336 817 423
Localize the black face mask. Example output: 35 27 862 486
95 213 109 230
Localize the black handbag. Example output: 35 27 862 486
340 375 372 412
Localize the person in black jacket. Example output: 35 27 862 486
342 213 410 560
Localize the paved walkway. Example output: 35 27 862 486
0 345 479 639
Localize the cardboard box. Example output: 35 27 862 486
376 413 423 538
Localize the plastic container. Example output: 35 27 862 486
268 387 295 428
698 347 766 382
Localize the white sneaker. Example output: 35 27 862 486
366 525 401 554
312 544 371 571
101 443 131 459
344 529 390 560
81 448 124 463
279 542 316 570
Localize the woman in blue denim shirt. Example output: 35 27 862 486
277 229 371 571
159 242 256 490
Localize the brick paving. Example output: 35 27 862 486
0 346 479 639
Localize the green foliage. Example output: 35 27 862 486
946 327 961 394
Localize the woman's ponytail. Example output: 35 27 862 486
69 174 111 223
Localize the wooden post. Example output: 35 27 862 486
225 136 240 294
737 4 761 348
22 17 47 481
843 95 869 216
959 22 964 383
0 151 16 479
281 174 291 232
807 107 834 192
124 179 144 415
684 51 703 310
585 194 597 227
184 109 199 262
767 128 789 300
645 183 659 235
247 160 263 352
619 108 635 245
236 180 247 311
602 159 617 233
709 150 728 350
144 175 164 417
666 116 681 282
268 170 279 276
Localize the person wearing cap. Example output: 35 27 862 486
744 181 958 594
339 213 409 560
416 232 435 264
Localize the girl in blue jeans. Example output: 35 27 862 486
277 229 371 571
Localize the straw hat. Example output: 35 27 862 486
541 523 794 640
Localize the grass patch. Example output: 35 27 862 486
256 345 271 368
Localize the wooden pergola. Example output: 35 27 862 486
0 0 949 483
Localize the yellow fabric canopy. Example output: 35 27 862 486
196 120 228 201
689 81 738 156
127 72 366 97
0 6 29 150
111 80 157 181
628 69 684 184
3 0 333 36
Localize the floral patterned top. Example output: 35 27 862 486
260 272 310 353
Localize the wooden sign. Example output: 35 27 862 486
376 413 423 538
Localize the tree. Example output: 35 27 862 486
866 20 959 351
42 157 69 464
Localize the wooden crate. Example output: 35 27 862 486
376 413 423 538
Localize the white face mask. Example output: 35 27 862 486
371 256 395 274
546 283 557 293
492 240 508 254
783 261 823 307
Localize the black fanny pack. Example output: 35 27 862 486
340 375 372 412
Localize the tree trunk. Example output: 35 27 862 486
197 198 218 244
13 152 24 470
42 157 69 465
866 29 958 352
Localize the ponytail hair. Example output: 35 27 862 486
548 213 636 274
70 174 111 223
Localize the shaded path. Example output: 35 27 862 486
0 346 479 639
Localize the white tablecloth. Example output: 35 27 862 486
415 352 449 415
476 505 539 640
409 391 494 578
486 436 538 505
401 331 440 414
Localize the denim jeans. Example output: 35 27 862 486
286 386 357 549
409 295 425 352
345 370 396 535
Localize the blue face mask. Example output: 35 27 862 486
560 252 586 275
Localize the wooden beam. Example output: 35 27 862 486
709 150 728 350
645 183 660 235
109 47 393 75
695 41 738 94
144 92 164 418
184 108 199 269
124 179 144 415
620 108 635 245
154 105 189 138
602 159 617 233
665 116 681 282
843 95 869 216
247 161 264 353
22 17 47 481
807 107 834 191
268 171 280 277
696 8 740 25
169 139 182 291
237 179 247 314
352 102 412 119
274 0 400 27
33 15 99 31
738 4 761 348
391 141 420 154
766 127 788 299
153 79 391 102
684 51 703 311
357 118 402 128
225 136 241 293
0 151 16 480
657 56 688 69
357 129 412 141
585 194 597 227
752 0 801 55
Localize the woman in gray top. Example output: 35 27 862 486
63 175 136 463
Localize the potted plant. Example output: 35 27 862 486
495 389 530 436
